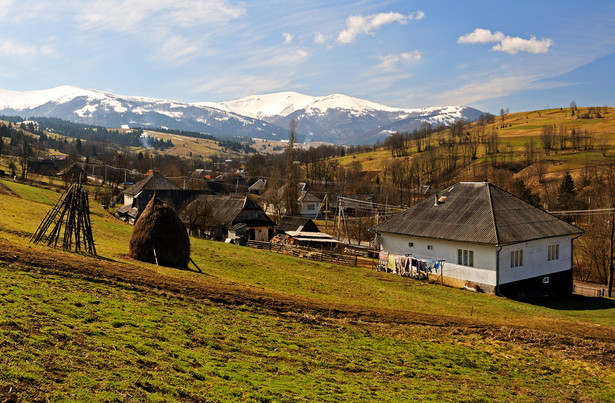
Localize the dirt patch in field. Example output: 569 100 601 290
1 238 614 367
0 182 19 197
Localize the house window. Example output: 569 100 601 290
457 249 474 267
408 242 414 248
548 244 559 261
427 245 434 250
307 204 315 211
510 250 523 268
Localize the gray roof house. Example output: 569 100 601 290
182 195 276 242
371 182 583 297
117 172 206 224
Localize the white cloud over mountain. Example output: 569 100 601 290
458 28 553 54
337 11 424 44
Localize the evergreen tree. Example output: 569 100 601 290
511 178 540 207
557 173 577 210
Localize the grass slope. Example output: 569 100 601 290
1 180 615 401
337 107 615 182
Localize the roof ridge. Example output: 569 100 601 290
487 183 500 245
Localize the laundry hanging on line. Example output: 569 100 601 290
377 252 442 279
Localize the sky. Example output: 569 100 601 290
0 0 614 114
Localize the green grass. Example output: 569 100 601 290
1 265 614 402
1 180 615 401
2 179 615 331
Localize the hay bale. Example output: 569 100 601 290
129 196 190 268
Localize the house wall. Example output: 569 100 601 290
299 201 321 218
379 233 497 289
124 194 134 206
498 235 573 285
248 226 270 242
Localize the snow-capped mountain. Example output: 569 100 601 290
206 91 484 144
0 86 288 140
0 86 484 145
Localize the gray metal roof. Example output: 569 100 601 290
371 182 583 245
123 172 180 196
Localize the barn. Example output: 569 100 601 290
371 182 584 298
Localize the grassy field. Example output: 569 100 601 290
1 180 615 401
336 107 615 185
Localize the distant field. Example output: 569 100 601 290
337 107 615 185
1 180 615 401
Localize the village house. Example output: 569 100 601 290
182 195 275 243
274 216 339 249
57 163 88 184
263 183 322 219
371 182 584 298
116 171 206 224
248 178 267 195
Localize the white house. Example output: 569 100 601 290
371 182 583 297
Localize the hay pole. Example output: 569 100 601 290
29 185 71 244
189 257 203 273
30 181 96 255
152 247 159 265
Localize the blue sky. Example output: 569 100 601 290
0 0 614 114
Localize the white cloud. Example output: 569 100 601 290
0 39 54 58
337 11 424 44
153 35 200 64
282 32 293 44
77 0 246 32
434 74 544 106
377 50 421 72
0 0 13 20
190 75 296 99
313 32 326 44
458 28 552 54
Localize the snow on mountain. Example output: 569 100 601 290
0 86 484 145
206 91 402 119
205 91 483 144
0 86 288 140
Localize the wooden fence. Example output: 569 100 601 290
573 283 607 297
247 240 376 268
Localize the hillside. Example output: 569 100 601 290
336 106 615 199
1 180 615 401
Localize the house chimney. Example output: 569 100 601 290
434 195 439 206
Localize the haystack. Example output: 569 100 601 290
129 196 190 268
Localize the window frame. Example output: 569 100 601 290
548 244 559 261
457 248 475 267
510 249 524 268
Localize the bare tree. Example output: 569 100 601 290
523 138 538 167
557 125 568 151
540 125 556 155
284 119 299 216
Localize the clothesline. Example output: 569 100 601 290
378 252 444 280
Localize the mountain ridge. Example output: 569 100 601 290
0 86 484 145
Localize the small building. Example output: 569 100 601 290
182 195 275 242
276 216 320 234
298 190 322 218
371 182 584 298
283 231 340 249
248 179 267 195
117 171 206 224
57 163 88 183
29 155 67 175
262 184 322 219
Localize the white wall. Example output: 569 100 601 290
498 235 572 284
124 194 134 206
379 233 497 286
